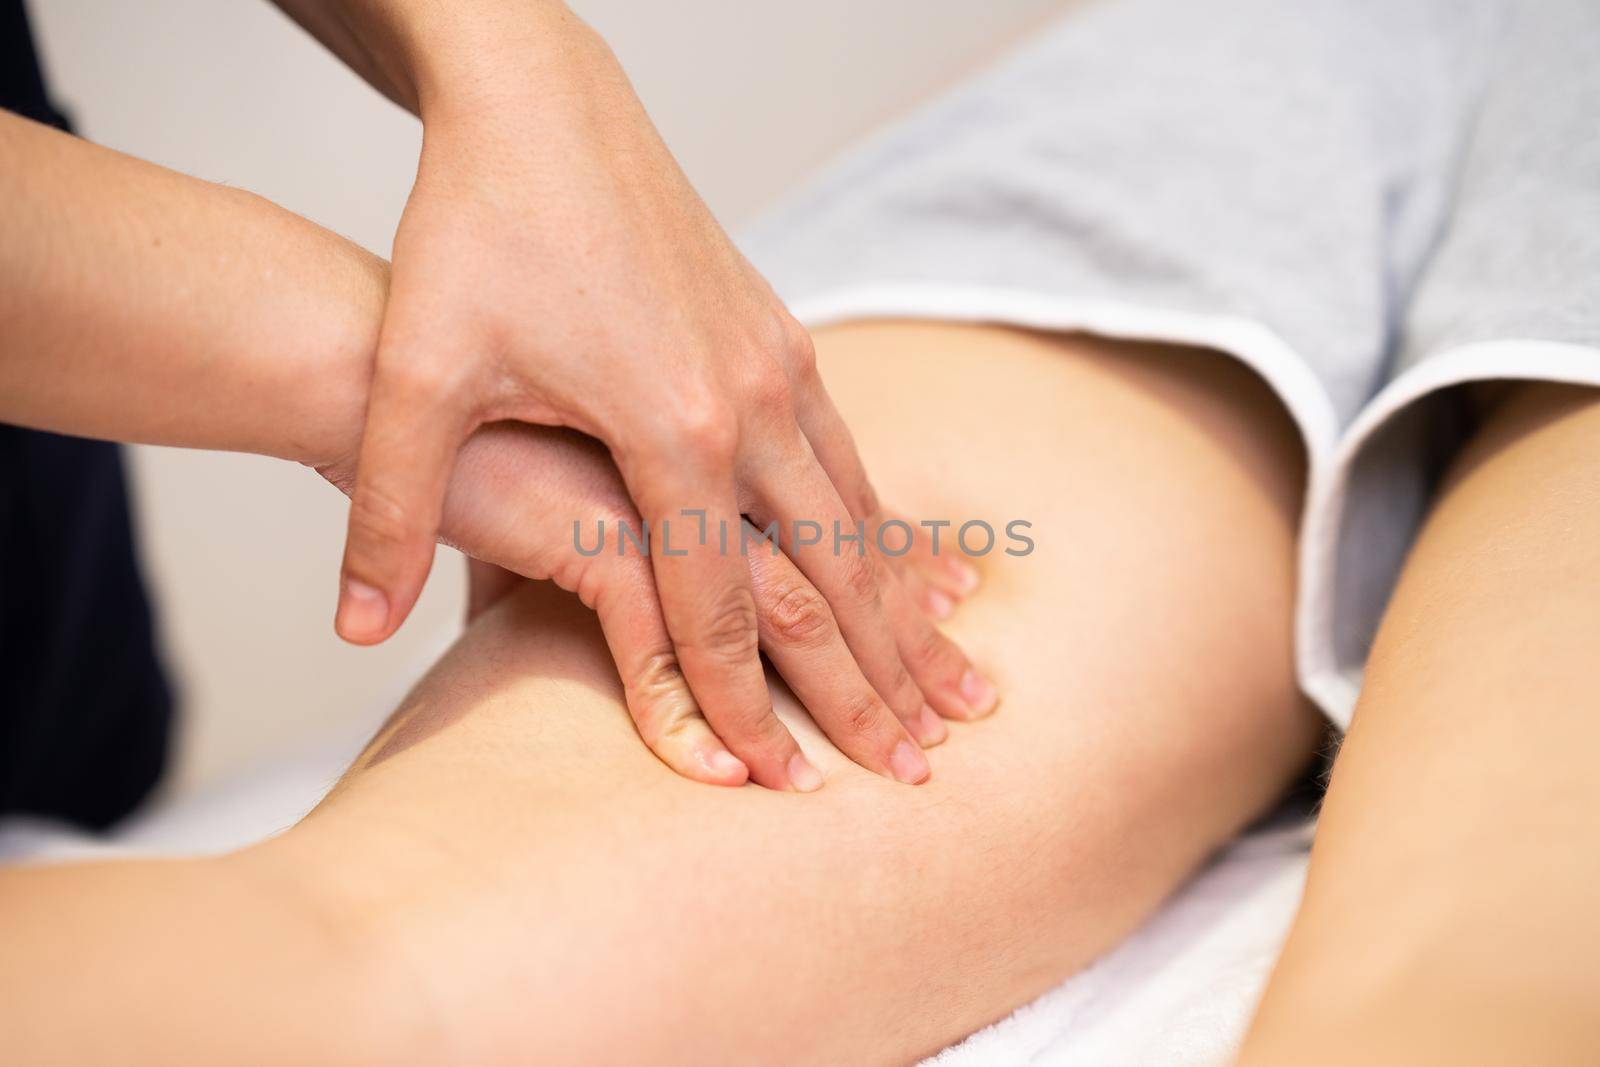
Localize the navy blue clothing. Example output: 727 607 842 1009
1 0 174 830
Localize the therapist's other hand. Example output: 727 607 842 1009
331 7 970 788
327 426 992 788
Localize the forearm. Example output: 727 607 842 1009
0 851 426 1066
0 110 381 466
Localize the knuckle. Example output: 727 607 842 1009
764 580 835 649
909 619 960 676
744 360 793 413
669 396 739 466
693 585 761 663
726 721 791 765
628 651 694 743
382 351 464 401
838 689 888 737
783 322 819 384
633 650 687 701
740 707 792 748
348 484 419 555
839 551 884 606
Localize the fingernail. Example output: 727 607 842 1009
948 559 981 595
707 748 749 783
926 589 955 619
787 752 824 793
915 704 948 747
959 668 999 717
336 578 389 642
889 740 931 784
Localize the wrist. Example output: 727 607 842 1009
419 7 617 130
179 187 384 473
213 184 387 475
278 238 387 477
339 0 600 124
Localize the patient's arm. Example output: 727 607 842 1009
0 324 1319 1064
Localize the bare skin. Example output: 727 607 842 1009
0 110 988 792
0 323 1319 1064
271 0 964 793
1238 383 1600 1066
6 13 1591 1054
10 0 994 789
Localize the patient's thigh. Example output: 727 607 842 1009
1238 385 1600 1066
293 324 1319 1066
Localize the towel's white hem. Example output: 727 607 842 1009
790 281 1349 721
790 283 1342 457
791 285 1600 731
1301 338 1600 729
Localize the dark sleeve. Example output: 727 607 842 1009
0 428 175 830
2 0 71 129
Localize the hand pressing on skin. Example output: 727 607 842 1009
270 0 988 789
320 426 999 788
0 94 993 792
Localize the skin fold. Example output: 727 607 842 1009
0 322 1319 1064
1238 383 1600 1066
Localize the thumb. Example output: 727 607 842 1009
336 355 472 645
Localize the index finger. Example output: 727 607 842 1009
619 444 820 793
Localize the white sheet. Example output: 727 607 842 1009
931 822 1309 1066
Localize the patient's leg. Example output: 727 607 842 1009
267 324 1321 1065
1237 385 1600 1066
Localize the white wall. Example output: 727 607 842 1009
28 0 1066 796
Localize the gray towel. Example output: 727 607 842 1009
741 0 1600 727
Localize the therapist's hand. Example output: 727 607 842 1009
307 3 975 789
323 425 996 788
